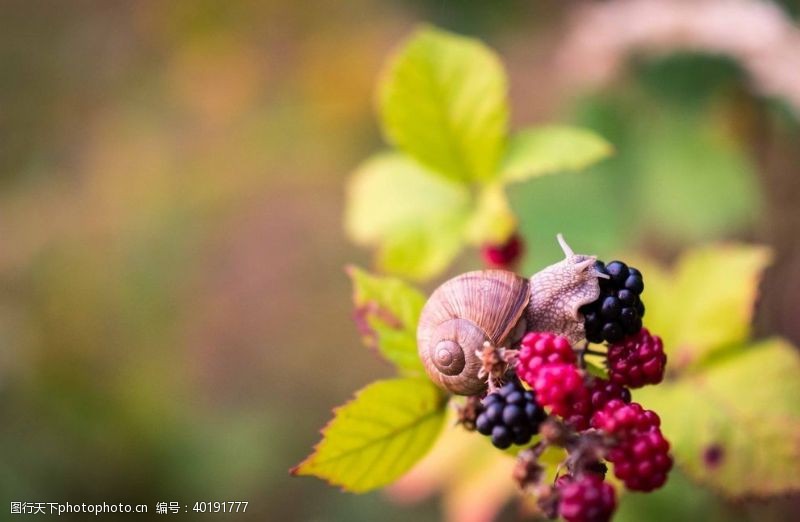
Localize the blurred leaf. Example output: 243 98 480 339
501 125 613 183
376 223 465 281
443 449 517 522
292 378 447 493
390 417 566 521
635 53 746 109
463 183 516 245
387 416 481 503
345 153 470 279
348 266 426 375
511 168 627 276
637 338 800 497
379 26 508 183
635 116 760 241
636 244 772 369
615 469 746 522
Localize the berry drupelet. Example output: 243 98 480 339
581 260 645 344
475 378 547 449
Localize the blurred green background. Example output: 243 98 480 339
1 0 799 520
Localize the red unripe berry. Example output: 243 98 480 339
591 399 660 439
607 328 667 388
558 474 617 522
607 429 672 492
481 232 524 270
531 363 589 418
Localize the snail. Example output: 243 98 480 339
417 234 609 395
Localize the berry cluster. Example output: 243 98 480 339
606 328 667 388
581 260 645 343
517 333 644 431
560 377 631 431
515 324 670 519
593 400 672 491
466 259 669 521
557 474 617 522
475 378 547 449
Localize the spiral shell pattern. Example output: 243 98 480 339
417 270 530 395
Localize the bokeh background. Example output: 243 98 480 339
1 0 799 520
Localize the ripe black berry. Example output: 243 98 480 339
476 378 547 449
582 260 645 343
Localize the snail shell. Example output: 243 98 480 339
417 270 530 395
417 234 607 395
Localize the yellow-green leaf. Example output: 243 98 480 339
292 378 447 493
501 125 613 183
636 338 800 497
377 223 465 281
379 26 508 183
345 153 471 280
348 266 426 375
635 244 772 369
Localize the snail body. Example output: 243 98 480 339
417 234 607 395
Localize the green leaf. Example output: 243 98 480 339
379 26 508 183
501 125 613 183
292 378 447 493
345 153 471 280
377 224 465 281
636 338 800 497
615 469 748 522
635 115 761 241
463 183 516 245
635 244 772 369
348 266 426 375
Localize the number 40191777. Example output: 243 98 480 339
193 501 248 513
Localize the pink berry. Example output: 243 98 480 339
531 363 589 418
517 332 576 386
481 233 524 269
606 429 673 492
591 400 660 439
558 474 617 522
607 328 667 388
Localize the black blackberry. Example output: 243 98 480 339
475 378 547 449
581 260 645 344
